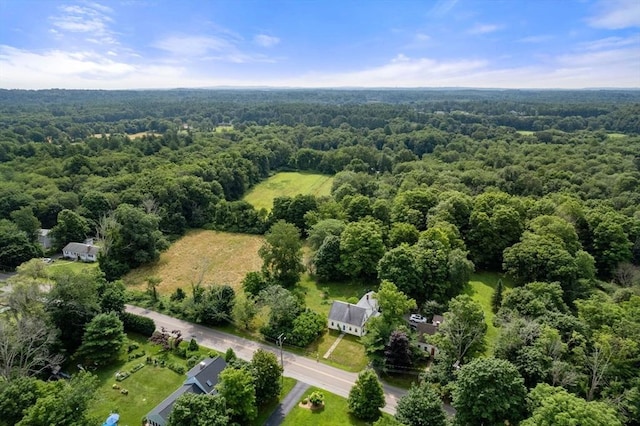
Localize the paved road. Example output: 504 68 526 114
126 305 406 414
264 380 310 426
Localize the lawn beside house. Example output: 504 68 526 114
88 333 217 426
281 386 371 426
464 272 514 355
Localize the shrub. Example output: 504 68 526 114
308 391 325 407
170 287 186 301
174 346 187 359
225 348 237 362
188 338 199 352
120 389 128 395
121 312 156 337
187 356 201 369
127 343 139 353
302 397 309 405
347 297 359 304
112 384 120 389
168 363 186 375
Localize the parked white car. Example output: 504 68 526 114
409 314 427 323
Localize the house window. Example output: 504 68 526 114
355 328 358 333
349 327 352 331
331 322 334 326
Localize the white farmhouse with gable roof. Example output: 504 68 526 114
327 291 379 337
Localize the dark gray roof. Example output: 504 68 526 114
415 323 439 343
62 242 100 256
328 301 368 327
145 357 227 426
187 357 227 394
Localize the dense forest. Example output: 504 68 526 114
1 89 639 425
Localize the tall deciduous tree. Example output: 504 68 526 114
98 204 167 281
50 209 89 250
46 270 101 353
250 349 283 405
259 220 304 288
17 372 99 426
452 358 528 426
0 220 42 270
437 295 487 363
0 315 63 381
348 369 386 421
167 393 229 426
339 220 385 279
74 312 125 366
10 207 41 242
522 383 622 426
215 367 257 424
395 382 446 426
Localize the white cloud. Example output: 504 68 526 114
404 32 432 49
153 35 232 57
588 0 640 29
579 35 640 51
254 34 280 47
49 2 117 45
467 24 501 35
517 35 553 43
429 0 459 18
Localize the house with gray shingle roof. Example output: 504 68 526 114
327 291 379 337
62 242 101 262
145 357 227 426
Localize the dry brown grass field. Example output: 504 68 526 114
123 230 264 294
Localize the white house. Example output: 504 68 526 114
327 291 379 337
62 242 101 262
415 314 444 357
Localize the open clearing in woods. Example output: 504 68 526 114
243 172 334 211
123 230 264 295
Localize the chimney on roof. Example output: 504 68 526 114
366 294 369 300
199 361 206 370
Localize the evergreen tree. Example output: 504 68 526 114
491 279 503 313
348 369 385 421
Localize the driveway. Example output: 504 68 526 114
264 380 310 426
125 305 406 414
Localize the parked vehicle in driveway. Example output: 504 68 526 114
409 314 427 323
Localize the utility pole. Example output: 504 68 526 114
277 333 286 387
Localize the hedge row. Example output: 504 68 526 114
121 312 156 337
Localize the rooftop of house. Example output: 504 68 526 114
328 291 379 327
62 242 101 256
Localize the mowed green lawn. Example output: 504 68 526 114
298 274 370 371
46 259 98 274
464 272 514 355
243 172 334 211
89 333 217 426
281 386 371 426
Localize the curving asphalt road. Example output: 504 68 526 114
125 304 407 414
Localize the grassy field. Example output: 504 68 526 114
608 132 627 138
516 130 535 136
243 172 334 211
123 230 263 295
464 271 514 355
281 386 370 426
88 333 216 426
46 259 98 274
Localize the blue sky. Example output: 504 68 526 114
0 0 639 89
